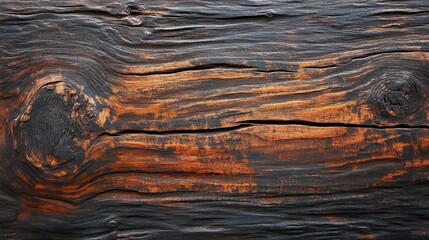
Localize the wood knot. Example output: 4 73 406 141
265 10 274 18
13 82 101 178
123 4 143 26
107 220 117 228
369 70 426 118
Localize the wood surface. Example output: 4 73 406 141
1 0 429 239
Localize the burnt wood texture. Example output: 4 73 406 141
1 0 429 239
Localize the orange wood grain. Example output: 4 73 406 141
0 0 428 239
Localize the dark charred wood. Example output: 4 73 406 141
0 0 429 239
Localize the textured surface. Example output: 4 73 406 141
1 0 429 239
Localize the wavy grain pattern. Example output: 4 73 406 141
1 0 429 239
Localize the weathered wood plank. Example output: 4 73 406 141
0 0 428 239
2 0 429 129
2 125 429 239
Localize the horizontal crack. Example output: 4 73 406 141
118 50 427 76
100 120 428 137
237 120 429 129
118 63 256 76
102 124 253 136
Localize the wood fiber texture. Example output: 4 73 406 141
1 0 429 239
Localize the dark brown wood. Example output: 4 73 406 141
1 0 429 239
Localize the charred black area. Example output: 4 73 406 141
13 83 100 177
374 71 426 118
16 87 84 164
362 60 429 125
1 0 429 239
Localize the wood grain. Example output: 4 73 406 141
1 0 429 239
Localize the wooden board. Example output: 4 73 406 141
0 0 428 239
